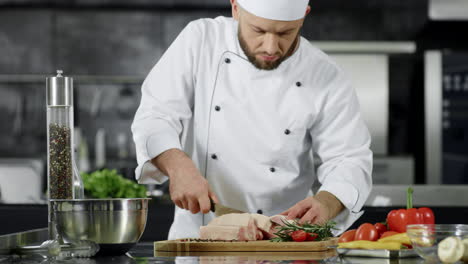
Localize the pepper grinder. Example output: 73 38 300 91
46 70 84 239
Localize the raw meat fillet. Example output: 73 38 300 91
256 228 264 240
250 214 273 233
199 213 294 241
208 213 272 233
199 225 257 241
204 213 259 241
208 213 251 226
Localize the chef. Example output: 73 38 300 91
132 0 372 239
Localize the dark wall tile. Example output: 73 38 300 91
73 0 175 6
382 8 428 40
0 83 46 157
75 82 142 161
197 0 230 8
0 85 23 136
0 0 52 4
0 10 53 74
303 10 386 40
72 0 230 8
303 0 428 41
55 11 163 76
309 0 427 11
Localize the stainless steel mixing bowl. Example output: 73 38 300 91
50 198 151 255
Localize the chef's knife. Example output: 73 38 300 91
209 198 245 217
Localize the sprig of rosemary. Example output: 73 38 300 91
270 220 337 242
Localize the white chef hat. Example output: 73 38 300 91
237 0 309 21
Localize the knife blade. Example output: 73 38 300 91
209 198 245 217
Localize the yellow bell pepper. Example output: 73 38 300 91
338 240 403 250
378 233 411 245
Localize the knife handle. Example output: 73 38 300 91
209 197 216 212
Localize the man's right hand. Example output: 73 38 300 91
152 149 219 214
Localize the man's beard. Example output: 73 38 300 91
238 27 299 71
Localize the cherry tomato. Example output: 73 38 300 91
338 229 357 243
355 223 379 241
292 261 319 264
374 223 387 236
404 244 413 249
380 231 399 239
291 230 307 242
306 232 319 241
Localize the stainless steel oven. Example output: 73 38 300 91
425 50 468 184
314 41 417 184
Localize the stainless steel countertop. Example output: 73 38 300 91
0 242 428 264
366 184 468 207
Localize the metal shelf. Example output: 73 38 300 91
367 184 468 207
430 0 468 21
310 41 416 54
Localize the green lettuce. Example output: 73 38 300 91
81 169 147 198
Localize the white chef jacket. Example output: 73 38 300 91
131 16 373 240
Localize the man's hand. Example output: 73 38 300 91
280 191 344 224
152 149 219 214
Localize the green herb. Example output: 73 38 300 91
81 169 147 198
270 220 337 242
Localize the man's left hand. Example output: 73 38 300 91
280 191 344 224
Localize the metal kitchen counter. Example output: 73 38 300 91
366 184 468 207
0 242 428 264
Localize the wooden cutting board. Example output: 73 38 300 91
154 237 338 252
155 250 338 260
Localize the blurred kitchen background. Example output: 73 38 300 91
1 0 468 240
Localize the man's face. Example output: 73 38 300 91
236 7 305 71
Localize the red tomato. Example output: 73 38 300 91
291 230 307 242
306 232 319 241
374 223 387 236
355 223 379 241
380 231 399 239
338 229 357 243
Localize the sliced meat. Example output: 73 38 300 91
250 214 273 233
265 225 281 239
199 225 257 241
266 215 296 239
205 213 259 241
256 228 264 240
270 215 295 227
208 213 251 227
200 213 295 241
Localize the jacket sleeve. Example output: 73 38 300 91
131 21 201 184
309 64 373 234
